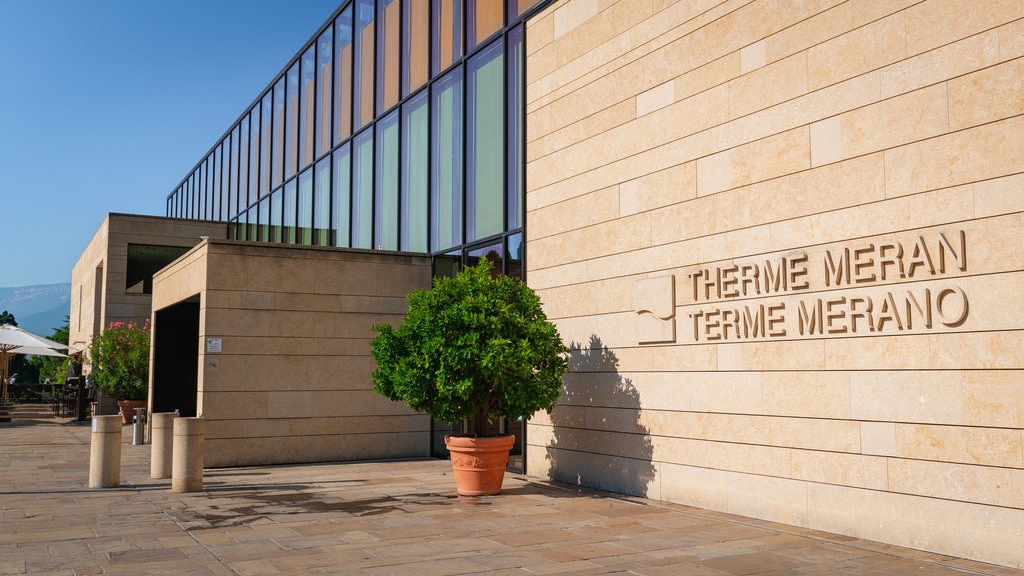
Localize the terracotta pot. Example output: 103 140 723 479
116 399 147 425
444 434 515 496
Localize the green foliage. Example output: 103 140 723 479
26 318 71 385
88 319 151 400
0 311 16 326
371 259 568 437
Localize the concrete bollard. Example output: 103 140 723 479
150 412 178 479
171 417 204 492
88 415 123 488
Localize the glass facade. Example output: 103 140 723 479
166 0 537 272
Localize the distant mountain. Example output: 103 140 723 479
0 283 71 337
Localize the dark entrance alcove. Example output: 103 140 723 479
152 297 199 417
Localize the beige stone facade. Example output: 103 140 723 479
523 0 1024 568
150 240 432 467
70 213 227 371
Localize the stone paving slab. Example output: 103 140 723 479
1 404 1022 576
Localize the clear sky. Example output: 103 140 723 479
0 0 340 287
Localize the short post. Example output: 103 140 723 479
88 415 122 488
150 412 177 479
131 407 147 446
171 417 204 492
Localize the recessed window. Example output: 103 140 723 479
126 244 190 294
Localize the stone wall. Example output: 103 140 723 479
524 0 1024 567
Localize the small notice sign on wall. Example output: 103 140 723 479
206 337 222 353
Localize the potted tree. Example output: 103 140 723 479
88 319 150 424
371 259 567 496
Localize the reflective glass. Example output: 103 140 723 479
260 92 272 197
401 91 428 252
298 167 313 245
272 78 285 189
332 144 351 247
506 233 523 281
507 25 524 230
333 7 353 144
508 0 541 20
377 0 400 113
402 0 429 96
314 157 331 245
270 189 283 243
246 205 258 241
285 62 299 179
229 125 238 215
469 0 502 48
239 116 251 209
249 107 260 205
467 40 504 242
300 46 315 169
431 68 463 251
467 241 503 272
258 196 270 241
316 28 333 159
229 125 239 217
212 145 222 220
432 0 462 74
199 160 208 220
223 133 233 218
352 129 374 249
283 179 297 244
375 111 399 251
354 0 375 128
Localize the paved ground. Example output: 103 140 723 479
1 404 1021 576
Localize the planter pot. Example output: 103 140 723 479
116 399 147 425
444 434 515 496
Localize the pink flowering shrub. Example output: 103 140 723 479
88 319 151 400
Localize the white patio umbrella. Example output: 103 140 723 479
0 324 68 404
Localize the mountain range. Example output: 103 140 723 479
0 283 71 338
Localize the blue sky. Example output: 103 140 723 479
0 0 339 287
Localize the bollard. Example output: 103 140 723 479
131 407 147 446
150 412 178 479
171 417 204 492
88 415 123 488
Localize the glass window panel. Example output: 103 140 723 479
298 167 313 245
206 156 214 219
507 233 523 281
507 25 524 230
300 46 315 169
377 0 400 113
333 7 353 144
352 129 374 249
432 0 462 74
283 179 297 244
375 111 399 251
314 157 331 246
316 28 333 159
187 173 195 219
403 0 429 96
200 160 208 220
431 68 463 252
270 189 283 243
246 205 258 241
234 212 245 240
467 40 504 242
332 144 351 247
239 116 251 209
260 92 272 197
401 92 429 252
508 0 541 20
354 0 375 129
229 125 239 217
258 196 270 241
466 241 503 272
212 145 222 221
286 62 299 179
469 0 502 48
272 78 285 189
249 107 260 206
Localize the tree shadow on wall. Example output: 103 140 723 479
545 334 655 498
